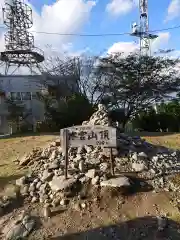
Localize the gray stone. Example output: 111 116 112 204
30 191 35 197
48 162 59 170
49 176 77 192
29 183 35 192
91 176 100 185
132 162 146 172
79 176 88 183
49 150 57 161
52 198 60 207
31 196 38 203
23 218 35 234
100 176 131 188
138 152 148 158
20 185 29 196
33 178 39 184
99 162 108 172
78 160 85 172
36 181 42 189
85 169 96 179
81 202 86 209
5 223 26 239
16 176 26 186
19 155 31 166
60 199 68 206
39 183 47 193
3 216 35 240
41 170 54 182
131 152 138 161
157 216 167 231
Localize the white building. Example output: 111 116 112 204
0 74 79 134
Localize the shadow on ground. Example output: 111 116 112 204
50 216 180 240
129 131 178 137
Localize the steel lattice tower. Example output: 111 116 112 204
0 0 44 75
131 0 158 56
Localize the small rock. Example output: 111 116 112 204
131 152 138 161
81 202 86 209
99 162 108 172
41 170 54 182
85 169 96 179
132 163 146 172
3 215 35 239
20 185 29 196
91 176 100 185
49 176 77 192
31 196 38 203
16 176 27 186
19 155 31 166
52 199 60 207
29 183 35 192
43 204 51 218
48 162 59 170
138 152 148 158
60 199 69 206
23 218 35 234
79 160 85 172
36 181 42 190
157 216 167 231
33 178 39 184
100 176 131 188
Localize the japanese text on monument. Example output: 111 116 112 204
65 125 116 147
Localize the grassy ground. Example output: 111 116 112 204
0 132 180 190
141 133 180 149
0 133 58 190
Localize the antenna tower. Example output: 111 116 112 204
0 0 44 75
131 0 158 56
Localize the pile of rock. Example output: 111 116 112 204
14 104 180 205
82 104 111 126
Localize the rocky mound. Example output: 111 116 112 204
13 104 180 206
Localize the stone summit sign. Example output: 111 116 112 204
63 125 117 148
60 125 117 178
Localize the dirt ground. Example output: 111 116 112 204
0 133 59 190
1 132 180 239
1 189 180 240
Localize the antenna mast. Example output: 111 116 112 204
131 0 158 56
0 0 44 75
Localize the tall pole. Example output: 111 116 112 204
131 0 158 56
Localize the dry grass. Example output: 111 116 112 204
142 133 180 149
0 133 58 189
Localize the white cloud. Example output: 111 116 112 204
0 0 96 74
31 0 96 52
107 32 171 55
0 0 96 57
107 41 138 55
151 32 170 52
106 0 138 16
166 0 180 21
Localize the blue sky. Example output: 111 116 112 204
24 0 180 56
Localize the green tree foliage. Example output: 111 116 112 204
133 100 180 132
38 91 94 131
97 52 180 128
